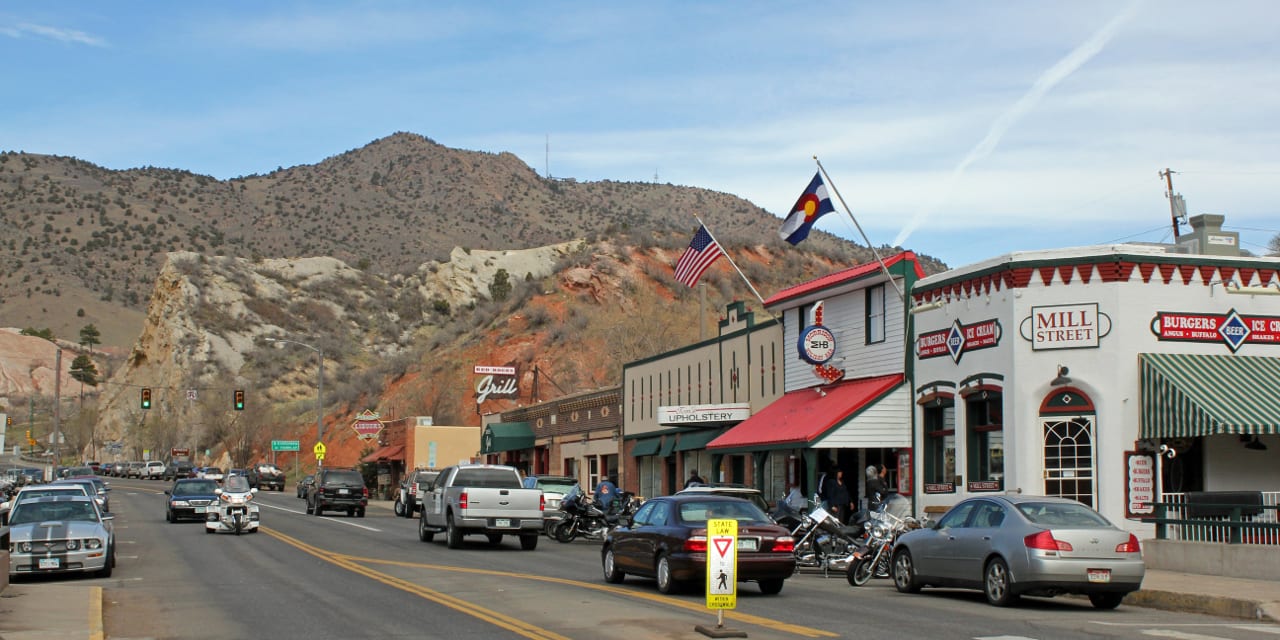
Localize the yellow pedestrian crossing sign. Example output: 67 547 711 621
313 442 326 460
705 518 737 610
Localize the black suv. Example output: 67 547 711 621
306 468 368 517
162 461 195 481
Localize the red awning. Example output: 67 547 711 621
361 444 405 463
707 374 904 452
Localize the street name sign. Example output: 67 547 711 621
272 440 300 452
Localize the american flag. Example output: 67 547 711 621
673 225 725 287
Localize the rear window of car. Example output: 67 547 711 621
173 480 219 496
323 470 365 485
452 468 521 489
1017 502 1112 527
678 500 770 524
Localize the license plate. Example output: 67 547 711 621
1087 568 1111 583
194 507 206 514
38 558 60 570
339 489 350 495
495 518 512 528
738 538 758 551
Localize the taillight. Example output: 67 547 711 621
772 536 795 553
684 536 707 552
1024 530 1073 551
459 491 468 510
540 493 546 512
409 484 417 496
1116 533 1141 553
363 486 369 498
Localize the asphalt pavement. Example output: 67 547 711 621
3 499 1278 639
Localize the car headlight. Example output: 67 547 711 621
171 500 190 507
19 541 32 553
85 538 103 550
66 539 80 550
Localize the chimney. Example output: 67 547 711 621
1176 214 1240 257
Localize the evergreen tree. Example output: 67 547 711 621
79 324 102 348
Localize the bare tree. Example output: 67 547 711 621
1268 232 1280 256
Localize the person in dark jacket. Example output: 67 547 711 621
685 469 705 488
865 464 887 511
825 468 853 523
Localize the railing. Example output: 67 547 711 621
1144 491 1280 544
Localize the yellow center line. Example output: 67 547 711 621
330 552 839 638
261 527 567 640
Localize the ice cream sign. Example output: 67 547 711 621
917 318 1002 363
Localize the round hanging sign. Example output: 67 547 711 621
798 324 837 365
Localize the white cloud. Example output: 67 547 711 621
3 22 105 46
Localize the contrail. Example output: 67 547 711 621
893 1 1144 247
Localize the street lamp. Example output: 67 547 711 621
265 338 325 467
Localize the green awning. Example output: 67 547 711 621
674 428 724 452
657 436 677 458
481 422 535 454
630 437 662 456
1140 353 1280 438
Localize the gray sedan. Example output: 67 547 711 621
6 495 115 578
891 495 1144 609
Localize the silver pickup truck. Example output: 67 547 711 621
417 464 544 550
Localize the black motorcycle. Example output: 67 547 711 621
790 502 867 575
554 488 639 543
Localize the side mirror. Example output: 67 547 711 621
102 514 115 521
251 488 259 494
164 490 171 495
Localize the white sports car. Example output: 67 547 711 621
6 495 115 577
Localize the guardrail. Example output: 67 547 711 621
1142 494 1280 545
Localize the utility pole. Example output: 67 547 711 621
1159 168 1182 240
53 348 63 473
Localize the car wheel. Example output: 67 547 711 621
486 533 503 545
656 555 682 594
165 509 173 523
984 557 1019 607
313 503 323 517
1089 593 1125 610
892 549 922 594
446 514 463 549
758 578 784 595
520 534 538 551
393 498 405 517
357 508 366 518
418 513 435 542
347 509 355 517
205 526 215 534
97 547 114 578
602 546 625 583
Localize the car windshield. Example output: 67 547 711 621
224 476 251 492
173 480 219 496
9 500 99 525
1017 502 1112 527
679 500 771 524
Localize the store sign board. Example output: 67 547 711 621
1125 451 1156 518
658 403 751 425
1151 309 1280 353
917 319 1002 363
475 364 519 403
1020 303 1112 350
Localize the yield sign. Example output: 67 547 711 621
713 538 733 556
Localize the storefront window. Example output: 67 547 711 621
866 284 885 344
966 391 1004 490
924 399 956 484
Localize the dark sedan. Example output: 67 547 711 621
165 478 221 522
602 494 796 595
296 474 315 499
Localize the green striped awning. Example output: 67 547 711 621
1140 353 1280 438
656 436 678 458
630 437 662 456
673 428 725 452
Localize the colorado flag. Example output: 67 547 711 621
778 172 835 245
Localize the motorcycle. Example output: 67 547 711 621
846 493 918 586
205 475 260 535
790 501 866 576
553 487 639 543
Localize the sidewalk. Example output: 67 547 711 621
1130 569 1280 621
0 584 103 640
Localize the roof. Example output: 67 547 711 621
707 374 904 452
765 251 923 308
361 444 405 462
1140 352 1280 437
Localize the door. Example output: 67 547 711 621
1042 416 1096 508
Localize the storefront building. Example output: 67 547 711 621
483 387 621 488
708 252 925 504
910 216 1280 530
621 301 783 499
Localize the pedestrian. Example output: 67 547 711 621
783 483 806 511
815 467 831 510
825 468 852 523
865 464 887 511
685 469 705 488
594 473 618 510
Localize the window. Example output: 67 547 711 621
588 456 600 490
966 390 1004 490
923 398 956 484
935 501 977 530
866 284 885 344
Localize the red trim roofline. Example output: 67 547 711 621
766 251 923 307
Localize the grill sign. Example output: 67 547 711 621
1151 309 1280 352
917 319 1002 363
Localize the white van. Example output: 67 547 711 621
143 460 166 479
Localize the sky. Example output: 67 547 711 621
3 1 1278 268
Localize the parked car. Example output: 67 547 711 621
890 495 1145 609
6 495 115 577
394 469 439 518
65 465 96 478
417 464 544 550
247 463 286 492
142 461 166 480
100 463 115 476
162 461 195 481
306 468 368 517
296 474 315 499
126 461 145 478
54 476 111 513
85 461 101 474
522 474 578 534
1 484 90 525
165 478 221 523
602 494 796 595
198 467 225 483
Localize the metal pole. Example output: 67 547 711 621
317 348 324 469
53 348 62 468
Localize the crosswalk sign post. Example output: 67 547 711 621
313 441 326 463
697 518 745 637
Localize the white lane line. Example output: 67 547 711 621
256 502 381 532
975 636 1040 640
1232 626 1280 635
1141 630 1232 639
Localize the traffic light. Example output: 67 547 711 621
141 387 152 410
234 389 245 411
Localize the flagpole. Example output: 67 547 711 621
814 157 905 301
692 214 778 320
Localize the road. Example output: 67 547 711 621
13 476 1280 640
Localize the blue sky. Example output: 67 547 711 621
3 1 1277 268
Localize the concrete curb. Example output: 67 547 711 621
89 586 104 640
1127 588 1278 622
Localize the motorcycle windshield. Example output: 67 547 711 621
879 493 912 520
